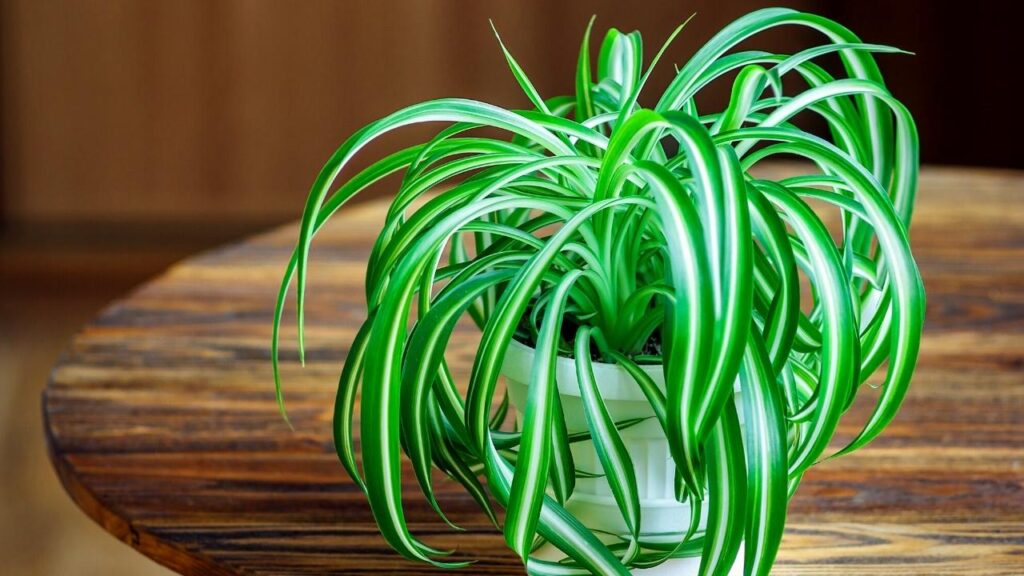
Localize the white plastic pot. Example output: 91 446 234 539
500 339 741 575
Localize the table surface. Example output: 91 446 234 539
43 165 1024 575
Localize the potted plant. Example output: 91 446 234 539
273 7 924 575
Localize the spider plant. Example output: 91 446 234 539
273 7 924 575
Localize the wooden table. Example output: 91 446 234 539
43 166 1024 575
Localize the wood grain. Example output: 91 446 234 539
43 166 1024 574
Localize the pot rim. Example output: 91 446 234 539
501 338 665 402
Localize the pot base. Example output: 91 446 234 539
530 542 743 575
632 555 734 576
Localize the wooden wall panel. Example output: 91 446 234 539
1 0 820 225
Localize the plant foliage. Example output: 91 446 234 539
273 7 924 575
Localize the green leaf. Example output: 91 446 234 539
597 28 643 105
737 336 789 576
402 269 516 525
575 16 597 124
506 270 584 558
698 401 746 576
484 436 631 575
333 308 375 492
575 327 642 562
548 393 577 505
754 179 856 473
491 20 553 115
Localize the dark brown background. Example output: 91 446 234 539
2 0 1021 229
1 1 1019 575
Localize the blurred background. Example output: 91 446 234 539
1 1 1019 574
